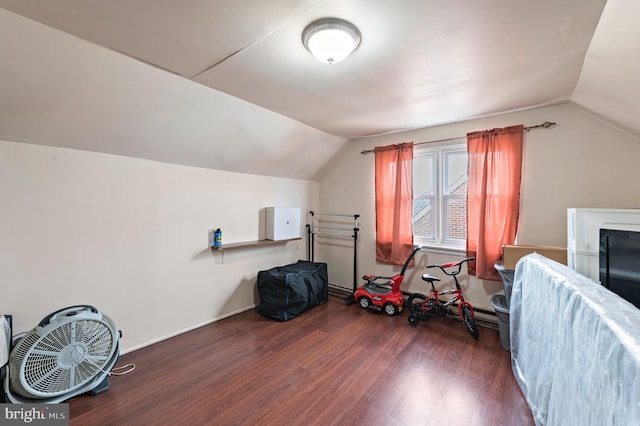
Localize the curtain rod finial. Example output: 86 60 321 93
525 121 556 132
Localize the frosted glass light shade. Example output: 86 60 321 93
302 18 361 64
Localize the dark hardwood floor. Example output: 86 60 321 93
69 298 534 426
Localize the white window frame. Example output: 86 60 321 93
413 142 467 252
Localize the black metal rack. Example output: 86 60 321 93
306 211 359 304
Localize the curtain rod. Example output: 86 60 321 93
360 121 557 154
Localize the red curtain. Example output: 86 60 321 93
375 142 414 265
466 125 523 280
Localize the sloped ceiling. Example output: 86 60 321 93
1 0 638 180
571 0 640 137
0 6 347 180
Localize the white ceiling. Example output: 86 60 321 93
1 0 640 178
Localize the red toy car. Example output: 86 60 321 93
354 246 422 315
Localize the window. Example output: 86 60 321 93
413 143 468 250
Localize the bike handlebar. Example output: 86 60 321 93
426 257 475 275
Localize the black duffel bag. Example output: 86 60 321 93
257 261 328 321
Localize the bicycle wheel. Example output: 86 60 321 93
408 314 419 326
407 293 432 321
407 293 425 312
461 305 479 340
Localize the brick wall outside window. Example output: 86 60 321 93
413 199 432 237
447 182 467 240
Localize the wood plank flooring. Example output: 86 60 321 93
68 298 534 426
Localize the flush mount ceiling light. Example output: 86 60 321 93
302 18 361 65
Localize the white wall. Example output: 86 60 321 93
0 140 316 352
318 102 640 317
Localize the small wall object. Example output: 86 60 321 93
209 228 223 247
265 207 301 241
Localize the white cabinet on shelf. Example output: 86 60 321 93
265 207 301 241
567 208 640 281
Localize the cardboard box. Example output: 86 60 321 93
502 245 567 270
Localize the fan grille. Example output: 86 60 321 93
11 318 116 398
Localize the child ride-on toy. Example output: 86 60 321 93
354 246 422 315
407 256 479 339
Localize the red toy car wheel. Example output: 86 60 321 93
358 296 372 309
384 303 398 316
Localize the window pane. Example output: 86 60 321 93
444 151 467 195
413 143 467 249
445 197 467 240
413 198 433 239
413 156 434 196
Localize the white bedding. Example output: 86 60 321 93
510 253 640 425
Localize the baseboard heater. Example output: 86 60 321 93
328 283 352 300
